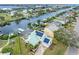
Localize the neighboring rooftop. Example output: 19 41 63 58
45 22 60 31
45 18 69 32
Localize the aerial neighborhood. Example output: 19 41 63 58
0 4 79 55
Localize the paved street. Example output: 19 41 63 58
65 46 78 55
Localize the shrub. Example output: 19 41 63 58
0 34 9 40
2 47 13 53
10 33 18 39
54 28 79 48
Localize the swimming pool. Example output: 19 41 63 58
27 30 52 46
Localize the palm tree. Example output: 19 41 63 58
28 23 32 29
37 20 41 25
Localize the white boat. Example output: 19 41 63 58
17 28 24 33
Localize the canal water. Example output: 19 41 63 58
0 6 76 34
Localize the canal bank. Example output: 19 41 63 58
0 7 75 34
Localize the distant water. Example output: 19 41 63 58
0 4 78 34
0 7 75 34
0 4 78 8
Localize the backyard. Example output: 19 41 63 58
2 36 32 55
44 38 67 55
0 40 7 48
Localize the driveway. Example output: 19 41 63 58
35 44 47 55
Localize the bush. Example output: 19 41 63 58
54 29 71 46
54 28 79 48
2 47 13 53
0 34 9 40
10 33 18 39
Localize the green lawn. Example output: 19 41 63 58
12 37 22 54
0 13 12 20
0 13 12 26
44 39 67 55
1 36 67 55
0 40 7 48
0 13 25 26
3 36 31 55
12 37 31 55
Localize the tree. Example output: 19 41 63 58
2 47 13 53
66 16 76 23
37 20 41 25
0 16 5 20
28 23 32 29
0 34 9 40
54 28 79 48
25 43 34 50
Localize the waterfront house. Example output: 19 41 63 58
10 11 16 16
44 16 69 38
26 30 52 47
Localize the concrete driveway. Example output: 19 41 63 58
35 44 47 55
